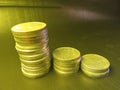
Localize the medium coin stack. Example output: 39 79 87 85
11 22 51 78
81 54 110 78
53 47 81 74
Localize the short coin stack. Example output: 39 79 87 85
81 54 110 78
53 47 81 74
11 22 51 78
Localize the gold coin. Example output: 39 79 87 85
21 67 49 78
11 22 46 33
82 68 110 78
53 47 81 61
81 54 110 73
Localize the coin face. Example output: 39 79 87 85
53 47 81 61
81 54 110 72
11 22 46 33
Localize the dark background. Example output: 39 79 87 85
0 0 120 90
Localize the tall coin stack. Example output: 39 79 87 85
53 47 81 74
11 22 51 78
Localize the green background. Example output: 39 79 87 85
0 0 120 90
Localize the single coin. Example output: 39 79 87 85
16 46 49 55
53 47 80 61
81 54 110 73
15 42 48 50
82 68 110 78
14 36 48 44
21 67 49 78
54 60 80 68
54 58 81 65
19 52 49 60
22 64 50 74
54 63 79 71
54 66 78 74
12 29 48 38
11 22 46 33
20 56 51 67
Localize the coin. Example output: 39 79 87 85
21 67 49 79
53 47 81 61
19 52 49 60
15 45 49 55
20 56 51 67
15 42 48 50
54 66 78 74
54 63 79 72
11 22 46 33
81 54 110 73
22 64 50 74
82 68 110 78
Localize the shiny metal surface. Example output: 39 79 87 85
0 0 120 90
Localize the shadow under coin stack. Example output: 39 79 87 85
81 54 110 78
53 47 81 74
11 22 51 78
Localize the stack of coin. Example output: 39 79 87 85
11 22 51 78
81 54 110 78
53 47 81 74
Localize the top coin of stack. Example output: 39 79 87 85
11 22 51 78
81 54 110 78
53 47 81 74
